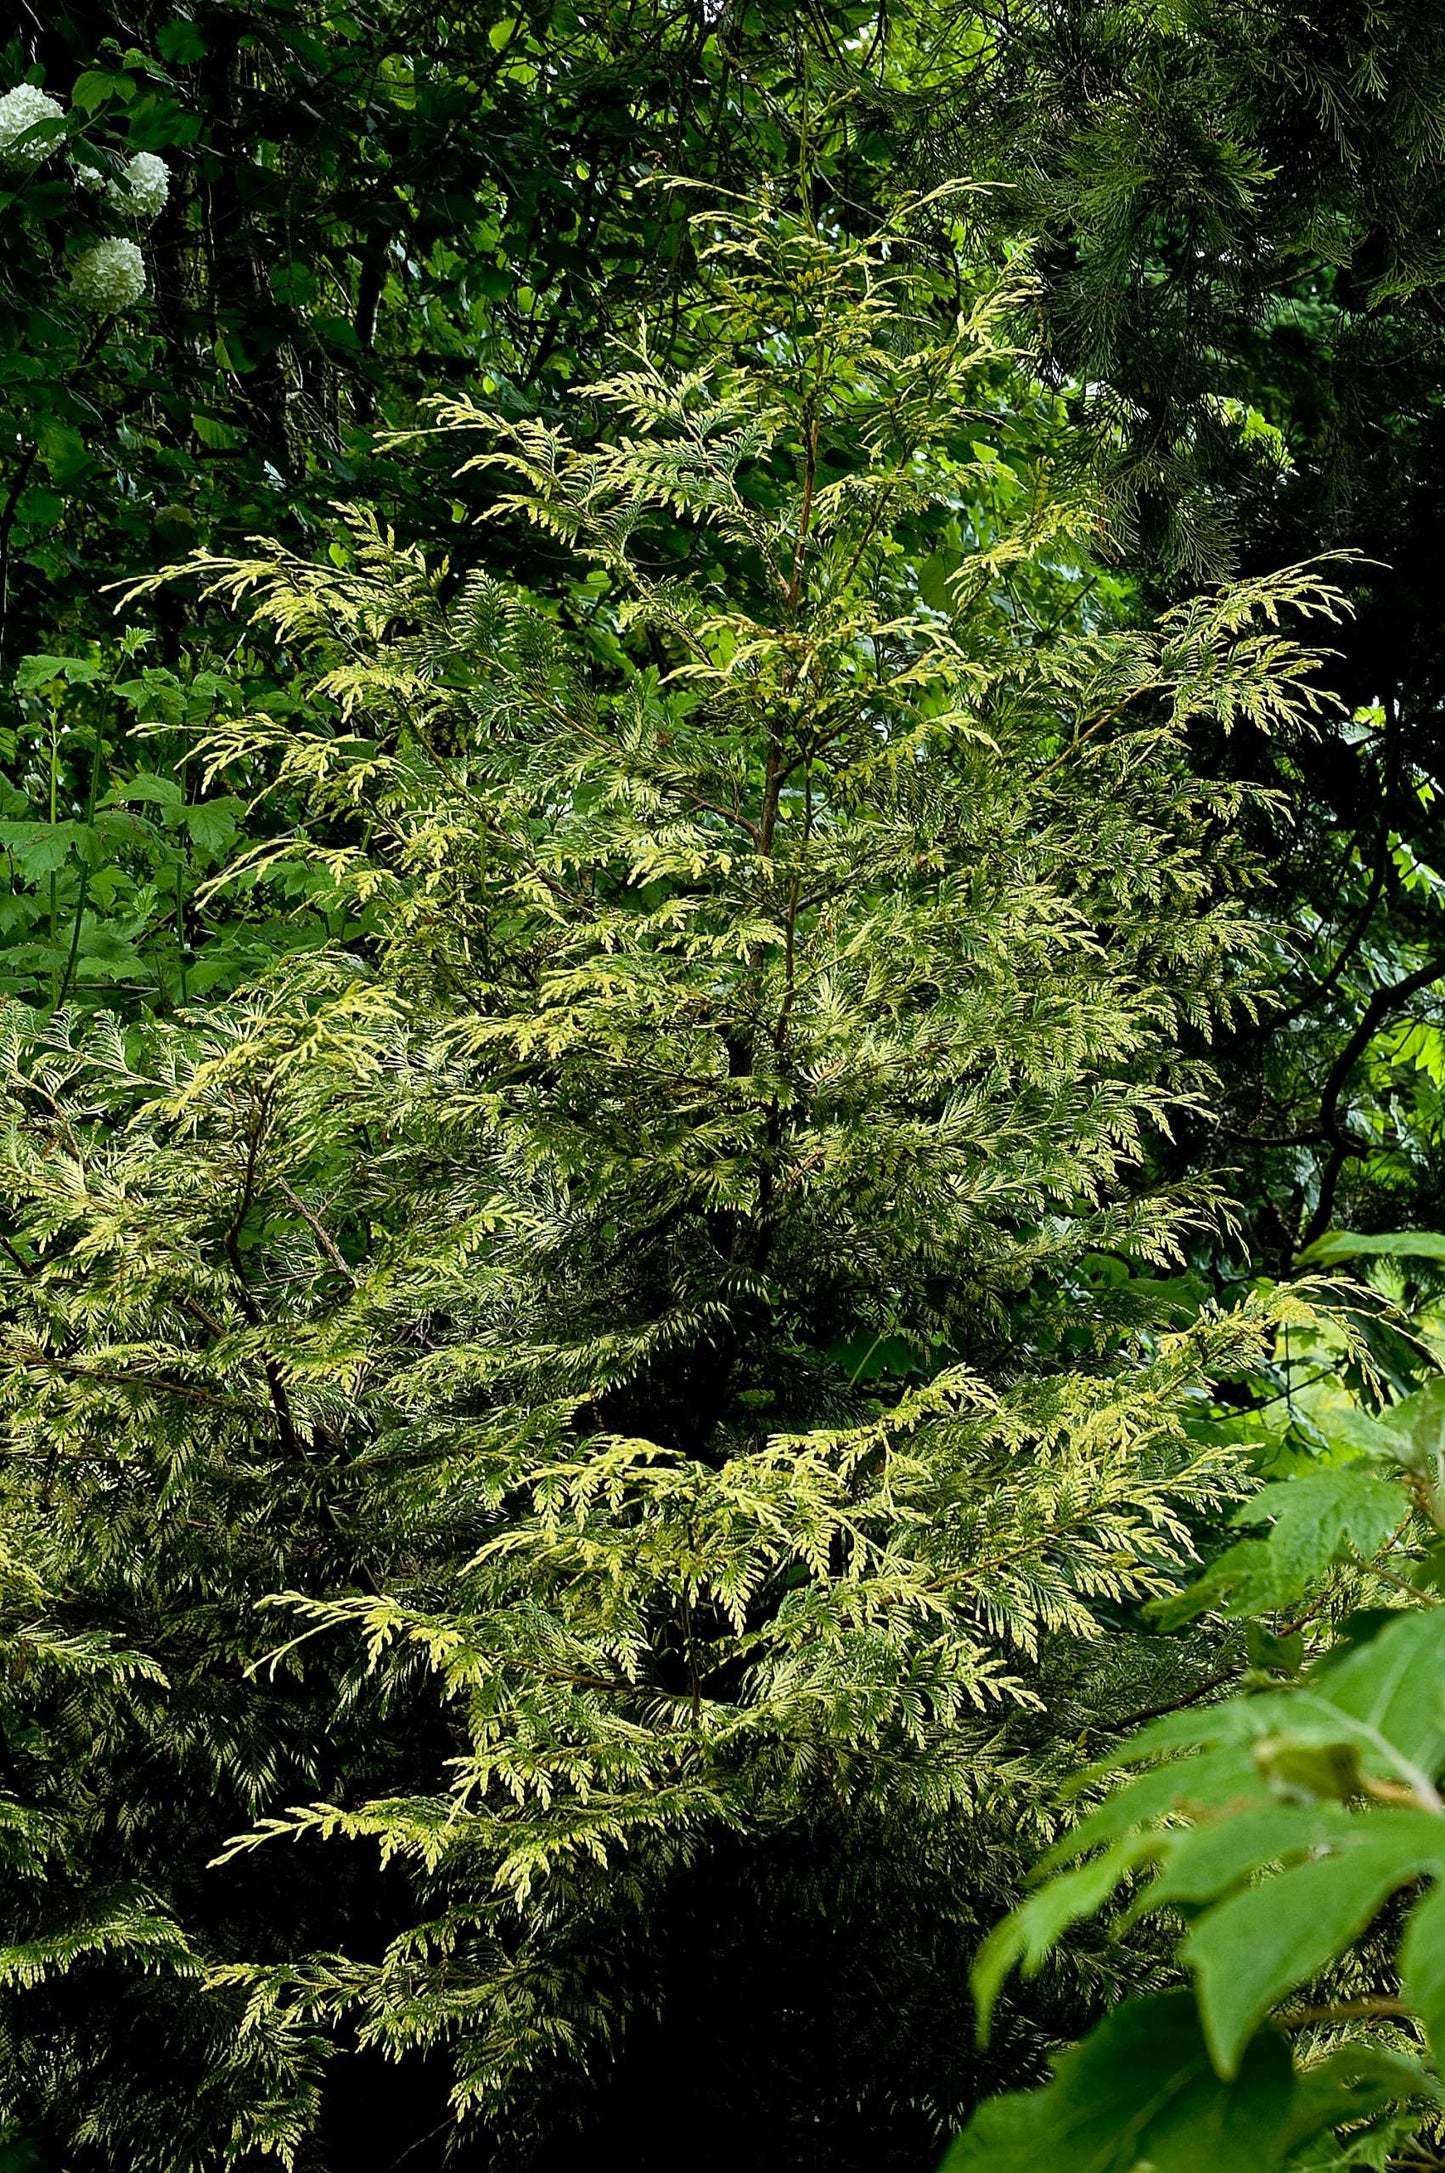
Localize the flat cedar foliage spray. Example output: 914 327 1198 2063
0 196 1341 2169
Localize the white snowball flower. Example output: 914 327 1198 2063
70 236 147 313
73 150 169 215
74 158 119 200
123 151 168 218
0 84 64 166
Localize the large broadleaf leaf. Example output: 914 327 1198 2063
1299 1231 1445 1267
1300 1606 1445 1781
945 1993 1300 2173
971 1612 1445 2122
1184 1823 1445 2075
1153 1470 1409 1628
1399 1875 1445 2061
947 1995 1438 2172
1371 1375 1445 1480
950 2004 1436 2173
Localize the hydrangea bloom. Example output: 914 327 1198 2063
70 237 147 313
123 152 168 218
0 84 64 165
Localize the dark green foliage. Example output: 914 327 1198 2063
1 2 908 1010
930 0 1445 578
4 0 890 660
918 2 1445 1267
0 641 356 1008
963 1607 1445 2167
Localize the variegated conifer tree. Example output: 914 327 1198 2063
0 194 1342 2168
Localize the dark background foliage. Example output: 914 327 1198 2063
927 0 1445 1262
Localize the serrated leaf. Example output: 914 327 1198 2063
1108 1610 1445 1795
1400 1875 1445 2059
1152 1534 1286 1627
1154 1470 1408 1628
1046 1745 1270 1868
1238 1471 1406 1559
1186 1820 1445 2076
183 798 241 855
110 774 185 811
1373 1376 1445 1478
944 1993 1299 2172
1283 2045 1438 2157
918 548 965 614
1141 1804 1350 1914
1302 1605 1445 1779
0 822 91 879
156 18 208 62
972 1833 1160 2040
70 70 134 111
13 654 103 691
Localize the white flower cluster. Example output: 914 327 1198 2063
123 151 168 217
0 84 63 165
76 149 170 216
70 236 147 313
0 75 169 316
